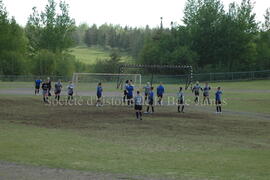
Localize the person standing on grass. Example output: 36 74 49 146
126 81 134 106
157 82 165 105
202 82 211 105
96 82 103 107
215 87 223 113
123 80 129 104
54 79 62 101
34 78 42 95
143 82 151 101
192 81 203 104
41 79 49 103
47 77 52 97
178 87 185 113
67 81 74 102
134 90 143 120
146 87 154 113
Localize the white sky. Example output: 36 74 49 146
3 0 270 28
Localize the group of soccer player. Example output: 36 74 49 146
123 80 163 120
191 81 223 113
34 78 223 120
131 81 223 120
35 77 74 103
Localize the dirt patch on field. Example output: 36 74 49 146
1 97 270 139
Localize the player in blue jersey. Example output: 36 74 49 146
34 78 42 95
177 87 185 113
126 81 134 106
192 81 203 104
134 91 143 120
156 82 165 105
202 82 211 105
96 82 103 107
146 87 154 113
215 87 223 113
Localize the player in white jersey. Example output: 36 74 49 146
192 81 203 103
143 82 151 101
54 79 62 101
202 82 211 105
134 90 143 120
67 81 74 102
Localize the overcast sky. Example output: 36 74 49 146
3 0 270 27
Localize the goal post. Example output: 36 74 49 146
72 73 142 96
118 64 193 90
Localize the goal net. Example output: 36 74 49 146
72 73 141 96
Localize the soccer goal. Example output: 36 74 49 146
72 73 141 96
118 64 193 90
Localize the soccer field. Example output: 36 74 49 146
0 80 270 179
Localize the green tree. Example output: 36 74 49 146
93 51 122 73
85 24 98 46
26 0 75 53
256 31 270 69
0 0 28 75
72 23 89 46
263 8 270 31
182 0 258 71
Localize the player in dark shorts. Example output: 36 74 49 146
123 80 129 104
215 87 223 113
35 78 42 95
126 81 134 106
192 81 203 104
54 79 62 101
41 80 49 103
96 82 103 107
67 81 74 102
202 82 211 105
143 82 151 101
146 87 154 113
157 82 165 105
177 87 185 113
134 91 143 120
47 77 52 96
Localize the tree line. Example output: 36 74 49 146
77 0 270 73
0 0 270 77
82 24 156 58
0 0 89 76
140 0 270 72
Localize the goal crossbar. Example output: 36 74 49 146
72 72 142 95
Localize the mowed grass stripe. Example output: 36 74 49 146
70 46 134 64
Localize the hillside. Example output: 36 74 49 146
70 46 134 65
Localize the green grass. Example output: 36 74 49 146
0 80 269 114
1 122 269 180
224 92 270 114
0 96 270 179
70 46 134 64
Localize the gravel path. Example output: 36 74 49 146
0 161 172 180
